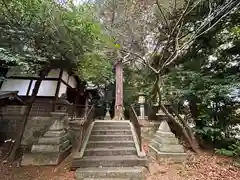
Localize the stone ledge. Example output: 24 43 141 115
76 166 146 180
31 140 70 153
153 134 179 144
21 145 72 166
44 130 66 137
38 133 69 145
149 144 187 163
150 140 185 153
156 131 175 137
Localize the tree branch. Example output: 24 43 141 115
161 20 183 68
158 0 240 69
111 0 116 27
185 0 204 15
156 0 192 65
156 0 170 33
120 49 159 74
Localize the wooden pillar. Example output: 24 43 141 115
114 60 124 120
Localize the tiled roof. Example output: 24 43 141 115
0 91 25 104
0 91 18 99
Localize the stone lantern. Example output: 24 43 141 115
21 93 72 166
138 93 146 120
54 93 71 112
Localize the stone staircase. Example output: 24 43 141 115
72 120 147 180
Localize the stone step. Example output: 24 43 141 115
153 134 179 144
38 134 69 145
31 140 70 153
156 131 175 138
89 135 133 141
91 130 132 135
21 145 72 166
157 152 187 162
72 155 146 168
44 130 66 137
94 121 130 126
150 140 185 153
84 178 129 180
84 147 137 156
93 125 131 130
76 167 145 180
87 141 135 148
149 145 187 163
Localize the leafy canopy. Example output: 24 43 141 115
0 0 114 83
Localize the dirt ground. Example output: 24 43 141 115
1 148 239 180
146 150 240 180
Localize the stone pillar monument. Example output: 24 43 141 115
21 95 72 166
138 93 147 120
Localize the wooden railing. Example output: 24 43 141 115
77 104 95 152
129 104 142 151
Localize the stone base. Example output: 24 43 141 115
148 120 187 163
149 145 187 163
21 145 72 166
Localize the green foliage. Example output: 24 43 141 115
195 126 223 142
0 0 114 83
78 53 113 85
215 141 240 157
215 148 235 157
159 7 240 150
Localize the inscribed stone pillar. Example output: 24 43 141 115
138 93 146 120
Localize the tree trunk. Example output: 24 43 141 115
189 98 198 121
6 67 51 162
114 60 124 120
160 104 199 153
170 106 199 148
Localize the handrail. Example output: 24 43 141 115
129 104 142 151
77 104 95 152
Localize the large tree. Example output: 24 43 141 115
95 0 240 151
163 8 240 147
